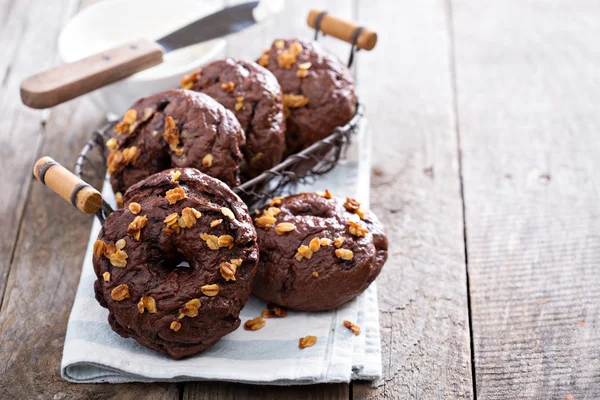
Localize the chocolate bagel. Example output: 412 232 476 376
258 39 357 156
182 58 286 179
106 89 245 199
251 191 388 311
92 168 258 359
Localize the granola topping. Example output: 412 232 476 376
299 335 317 349
244 317 265 331
319 238 332 247
283 94 309 109
93 240 107 258
220 261 237 281
315 189 333 199
343 320 361 335
179 298 201 318
106 138 119 152
103 272 111 282
165 187 186 204
217 235 234 248
221 81 235 92
308 237 321 253
107 146 141 174
333 236 346 248
210 219 223 228
202 153 213 167
114 109 137 134
180 71 200 89
128 202 141 214
256 214 277 228
335 248 354 260
111 284 130 301
312 271 319 278
200 233 220 250
127 215 148 240
170 321 182 331
295 245 313 261
180 207 201 229
164 212 181 234
201 284 219 297
169 170 181 182
275 222 295 235
115 192 124 208
162 116 183 154
344 197 360 213
348 221 368 237
221 207 235 220
138 296 157 314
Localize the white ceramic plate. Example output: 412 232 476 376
58 0 227 115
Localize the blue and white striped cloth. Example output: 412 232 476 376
61 120 382 384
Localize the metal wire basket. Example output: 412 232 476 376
74 103 364 223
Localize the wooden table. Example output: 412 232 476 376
2 0 599 398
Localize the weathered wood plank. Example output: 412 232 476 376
352 0 473 399
0 0 76 307
0 98 179 399
0 0 178 397
184 0 355 398
452 1 600 399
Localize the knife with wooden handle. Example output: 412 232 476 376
21 2 377 110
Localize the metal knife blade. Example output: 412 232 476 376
157 1 260 52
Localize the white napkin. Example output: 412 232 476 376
61 119 382 384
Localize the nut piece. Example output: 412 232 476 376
283 94 309 109
333 236 346 248
335 248 354 261
296 62 311 79
256 215 277 228
181 71 199 89
230 258 243 267
115 192 124 208
235 96 245 111
295 245 313 261
258 53 269 67
343 320 361 335
221 207 235 220
107 243 128 268
201 284 219 297
274 40 285 49
319 238 332 247
128 202 141 214
218 235 234 248
244 317 265 331
93 240 107 258
164 213 181 234
269 196 283 206
179 298 201 318
267 303 287 317
200 233 220 250
309 237 321 253
348 221 368 237
315 189 333 199
289 41 303 56
266 207 281 216
356 208 369 220
210 219 223 228
107 146 141 174
169 170 181 182
275 222 295 235
277 50 297 69
221 81 235 92
115 109 137 134
202 153 213 167
180 207 202 229
162 116 179 147
115 239 126 250
299 335 317 349
138 296 157 314
106 138 119 152
127 215 148 240
111 284 130 301
312 271 319 278
344 197 360 213
103 272 111 282
220 261 237 281
166 187 186 204
170 321 182 331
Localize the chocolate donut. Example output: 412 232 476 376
252 191 388 311
258 39 357 156
181 58 286 179
106 89 245 198
92 168 259 359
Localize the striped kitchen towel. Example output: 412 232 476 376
61 120 382 384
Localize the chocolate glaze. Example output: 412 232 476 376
108 89 245 195
252 192 388 311
93 168 259 359
259 39 357 156
186 58 286 179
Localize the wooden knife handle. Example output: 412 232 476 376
21 39 164 109
307 9 377 50
33 157 102 214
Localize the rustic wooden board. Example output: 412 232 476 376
352 0 473 399
452 1 600 398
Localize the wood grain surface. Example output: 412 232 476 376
3 0 600 398
351 0 473 399
452 1 600 399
